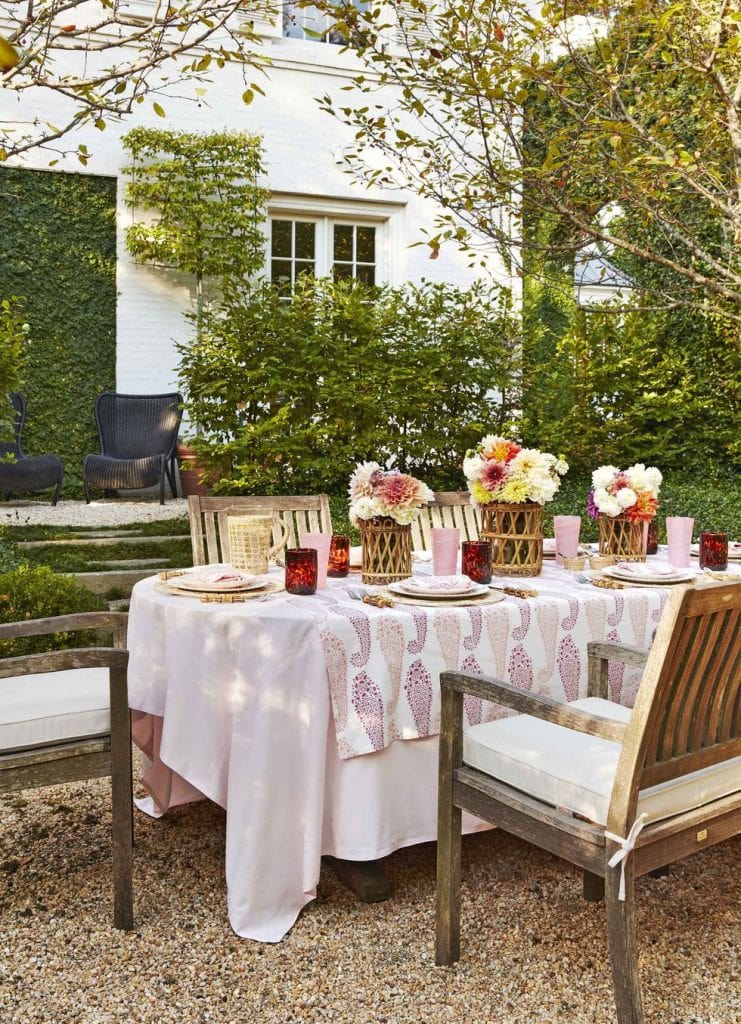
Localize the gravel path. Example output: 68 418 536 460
0 763 737 1024
1 499 189 528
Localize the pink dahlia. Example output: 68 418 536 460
377 472 422 507
481 460 507 492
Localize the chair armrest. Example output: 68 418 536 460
587 641 648 699
0 646 128 680
0 612 128 648
440 671 626 743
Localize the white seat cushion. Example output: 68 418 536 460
0 668 111 753
463 697 740 827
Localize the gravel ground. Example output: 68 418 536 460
1 499 189 528
0 761 737 1024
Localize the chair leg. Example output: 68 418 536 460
51 480 61 506
83 479 91 504
436 685 464 965
167 457 178 499
583 870 605 902
110 667 134 930
605 863 643 1024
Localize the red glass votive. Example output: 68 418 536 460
462 540 492 584
327 535 350 578
646 519 659 556
285 548 318 595
699 531 728 571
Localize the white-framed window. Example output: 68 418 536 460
269 215 380 291
282 1 370 44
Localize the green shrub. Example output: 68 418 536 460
0 564 104 657
179 276 520 494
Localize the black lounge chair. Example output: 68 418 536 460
0 392 64 505
83 392 183 505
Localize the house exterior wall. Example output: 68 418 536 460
1 6 509 397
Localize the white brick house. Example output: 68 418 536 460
1 2 508 396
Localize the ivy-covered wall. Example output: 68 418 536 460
0 166 116 496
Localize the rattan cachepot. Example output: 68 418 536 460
360 517 413 585
598 514 646 562
480 502 544 577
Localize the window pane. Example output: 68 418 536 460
295 222 316 259
295 261 316 280
333 262 353 281
271 220 291 258
356 226 375 263
356 264 376 286
271 259 293 284
334 224 353 261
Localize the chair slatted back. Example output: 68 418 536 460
411 491 480 552
188 494 333 565
639 583 740 787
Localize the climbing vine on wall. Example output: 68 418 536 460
0 166 116 494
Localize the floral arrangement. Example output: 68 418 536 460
349 461 434 526
463 436 568 506
588 463 662 521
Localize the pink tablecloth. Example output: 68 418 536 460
126 564 669 941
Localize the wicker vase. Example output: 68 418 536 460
599 514 646 561
480 502 544 577
359 517 412 585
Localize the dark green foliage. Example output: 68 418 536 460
0 166 116 495
0 564 104 657
20 538 193 573
178 276 521 495
0 297 30 438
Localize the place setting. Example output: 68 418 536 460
156 565 284 602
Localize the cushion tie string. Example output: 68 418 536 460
605 813 648 901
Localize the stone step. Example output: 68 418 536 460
17 534 188 549
74 568 158 596
90 558 171 569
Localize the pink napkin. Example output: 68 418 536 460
403 575 472 593
613 561 680 578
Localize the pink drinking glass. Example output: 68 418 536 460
665 517 694 568
299 531 332 589
431 527 460 576
553 516 581 567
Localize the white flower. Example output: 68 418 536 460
349 461 380 501
645 466 663 493
510 448 551 476
600 495 622 517
615 487 637 509
592 465 619 490
555 457 569 475
593 486 611 509
462 454 485 481
349 495 379 525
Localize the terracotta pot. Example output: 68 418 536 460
176 443 211 497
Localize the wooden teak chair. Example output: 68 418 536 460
437 581 740 1024
188 493 333 565
0 613 133 930
410 490 480 552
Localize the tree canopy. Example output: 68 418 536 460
0 1 269 163
315 0 741 321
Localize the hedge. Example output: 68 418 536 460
0 166 117 496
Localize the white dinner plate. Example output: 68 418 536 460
168 570 269 593
602 566 696 586
388 579 488 600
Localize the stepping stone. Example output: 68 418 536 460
16 535 187 549
91 558 169 569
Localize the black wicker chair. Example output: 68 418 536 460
0 393 64 505
83 392 183 505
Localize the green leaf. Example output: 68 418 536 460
153 102 166 118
